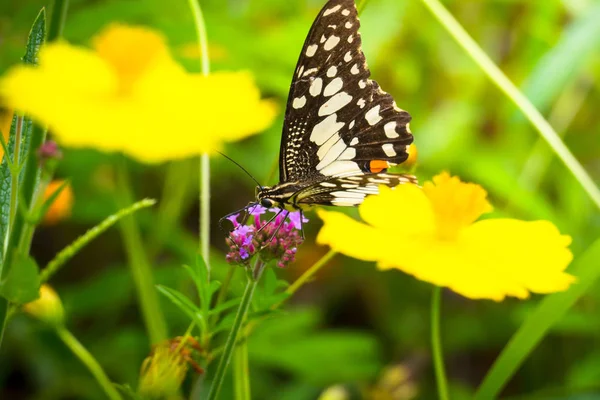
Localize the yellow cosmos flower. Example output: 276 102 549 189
0 25 276 163
317 173 575 301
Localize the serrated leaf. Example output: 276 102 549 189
0 252 40 303
23 8 46 65
0 9 45 265
156 285 205 330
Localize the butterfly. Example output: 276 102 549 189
254 0 415 215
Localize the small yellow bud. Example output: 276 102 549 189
138 337 203 398
23 284 65 326
318 385 349 400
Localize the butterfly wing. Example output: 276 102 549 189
279 0 413 185
294 173 417 206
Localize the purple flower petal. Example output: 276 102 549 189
288 211 309 230
226 214 240 227
249 204 267 216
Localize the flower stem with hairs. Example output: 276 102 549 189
207 260 265 400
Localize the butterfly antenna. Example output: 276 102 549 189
217 151 262 188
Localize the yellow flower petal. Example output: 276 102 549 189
43 180 74 225
423 172 492 240
317 172 575 301
0 25 276 163
316 209 389 262
359 184 435 236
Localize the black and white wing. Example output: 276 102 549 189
279 0 413 185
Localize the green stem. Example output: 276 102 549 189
356 0 371 14
207 261 264 400
41 199 156 283
431 287 449 400
56 326 123 400
233 339 251 400
115 162 167 344
148 161 192 260
285 250 336 299
186 0 212 273
48 0 69 41
419 0 600 210
8 116 23 233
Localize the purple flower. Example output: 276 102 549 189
249 204 267 216
226 214 240 228
224 206 305 268
288 211 308 230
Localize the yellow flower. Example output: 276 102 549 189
0 25 276 163
317 172 575 301
0 108 12 160
23 284 65 326
43 180 74 225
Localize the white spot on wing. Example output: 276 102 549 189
309 77 323 96
318 92 353 116
358 80 366 88
341 183 358 189
351 64 359 75
327 66 338 77
349 137 358 145
338 147 356 160
306 44 318 57
341 9 350 16
382 143 396 157
406 122 412 133
297 65 304 77
310 114 344 145
302 67 318 77
347 35 354 43
357 98 365 108
323 77 343 96
345 21 353 29
320 160 362 177
324 35 340 51
344 51 352 62
349 120 355 129
320 182 337 187
292 96 306 109
317 133 340 160
331 191 365 199
323 5 342 16
384 121 399 138
320 35 327 43
317 139 347 170
365 105 382 125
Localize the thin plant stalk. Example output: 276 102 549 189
431 287 449 400
48 0 69 41
419 0 600 210
56 326 123 400
8 116 23 233
41 199 156 283
233 339 251 400
115 162 167 344
186 0 212 273
207 260 265 400
284 250 336 299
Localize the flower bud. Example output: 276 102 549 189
23 284 65 326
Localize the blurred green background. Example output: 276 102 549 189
1 0 600 399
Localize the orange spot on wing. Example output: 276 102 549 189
369 160 389 173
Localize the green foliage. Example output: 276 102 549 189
0 252 40 303
1 0 599 399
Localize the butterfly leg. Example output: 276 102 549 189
264 210 289 247
299 209 305 240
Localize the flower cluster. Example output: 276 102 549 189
225 205 307 268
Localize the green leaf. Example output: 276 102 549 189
156 285 205 331
208 297 242 317
0 252 40 303
519 3 600 116
0 9 45 267
475 238 600 399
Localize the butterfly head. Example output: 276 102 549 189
256 184 300 211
